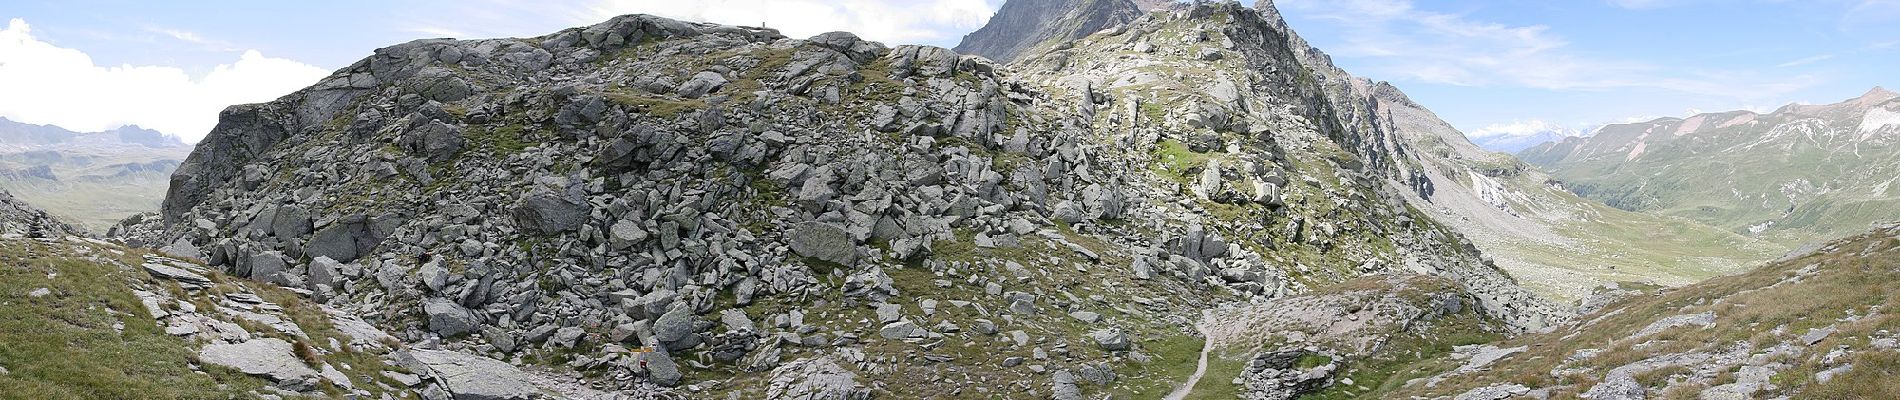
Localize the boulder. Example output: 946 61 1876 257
676 71 728 99
402 120 465 162
306 256 343 289
1090 328 1130 351
638 350 683 387
788 221 855 265
653 305 700 351
425 298 479 337
513 194 589 234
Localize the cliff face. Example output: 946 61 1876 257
953 0 1144 63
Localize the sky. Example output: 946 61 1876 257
0 0 1894 143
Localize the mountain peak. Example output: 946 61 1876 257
1863 86 1896 101
953 0 1143 63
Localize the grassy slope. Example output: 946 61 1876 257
1468 168 1786 303
0 240 264 399
1389 224 1900 398
1538 114 1900 248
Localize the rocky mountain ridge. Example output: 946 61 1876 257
96 1 1582 397
953 0 1148 63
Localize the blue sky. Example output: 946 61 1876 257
1 0 1894 142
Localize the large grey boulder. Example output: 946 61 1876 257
807 31 888 63
198 338 321 386
788 221 854 265
425 298 479 337
653 305 700 351
305 214 401 263
1090 328 1130 351
307 256 343 289
638 350 683 387
408 349 539 400
269 205 313 238
513 194 589 234
402 120 466 162
1051 370 1083 400
675 71 728 99
249 251 291 285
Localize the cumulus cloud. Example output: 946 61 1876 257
0 18 329 142
1469 119 1579 139
586 0 1000 45
1277 0 1815 99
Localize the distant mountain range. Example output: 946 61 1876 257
0 117 191 230
0 118 186 149
1466 120 1579 153
1520 87 1900 244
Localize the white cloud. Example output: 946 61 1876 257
584 0 1000 45
142 26 239 51
0 18 329 142
1278 0 1815 100
1469 119 1578 139
1777 53 1837 67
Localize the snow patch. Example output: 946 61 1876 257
1748 221 1774 234
1858 107 1900 141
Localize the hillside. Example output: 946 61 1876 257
1383 222 1900 399
100 1 1585 398
1521 88 1900 246
1030 0 1781 303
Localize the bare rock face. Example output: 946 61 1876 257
953 0 1144 63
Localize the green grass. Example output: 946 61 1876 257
0 241 266 399
1151 139 1217 184
1183 350 1249 400
1390 229 1900 398
466 124 531 154
1107 334 1206 398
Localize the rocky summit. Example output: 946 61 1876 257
0 0 1880 399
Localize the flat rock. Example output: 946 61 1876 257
409 349 539 400
142 262 212 287
198 338 320 384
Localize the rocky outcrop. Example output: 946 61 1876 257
953 0 1145 63
0 188 80 238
